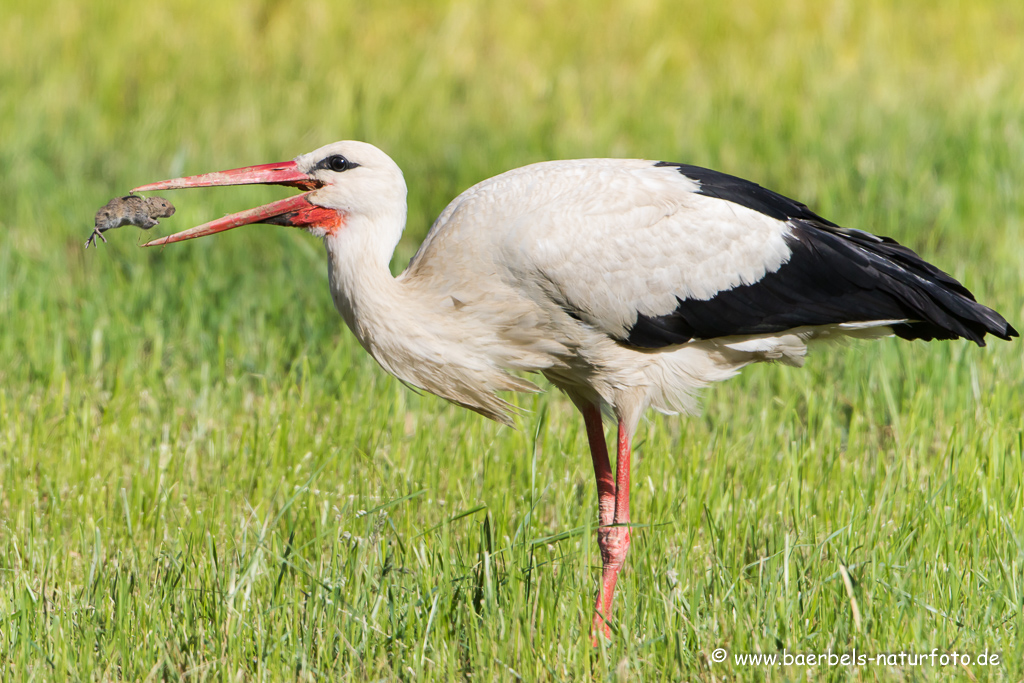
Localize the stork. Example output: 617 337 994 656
133 141 1017 642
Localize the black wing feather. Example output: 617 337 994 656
624 164 1018 348
654 162 839 226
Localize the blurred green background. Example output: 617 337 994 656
2 0 1022 680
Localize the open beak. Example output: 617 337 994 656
132 160 335 246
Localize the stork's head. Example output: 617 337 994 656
133 141 407 247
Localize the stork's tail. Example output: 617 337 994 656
823 225 1018 346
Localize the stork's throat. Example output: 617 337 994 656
265 202 348 235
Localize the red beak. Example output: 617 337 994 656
132 160 339 246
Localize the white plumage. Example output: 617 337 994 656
133 140 1017 642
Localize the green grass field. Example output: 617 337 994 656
3 1 1023 680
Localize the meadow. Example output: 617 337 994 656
2 0 1023 680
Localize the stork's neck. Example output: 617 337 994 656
322 208 457 391
323 212 408 351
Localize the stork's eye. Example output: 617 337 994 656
322 155 358 173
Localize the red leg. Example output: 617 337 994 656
584 407 633 644
582 404 615 528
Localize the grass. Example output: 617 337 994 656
2 0 1023 679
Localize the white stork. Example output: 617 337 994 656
133 141 1017 642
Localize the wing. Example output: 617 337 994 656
495 160 1016 348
